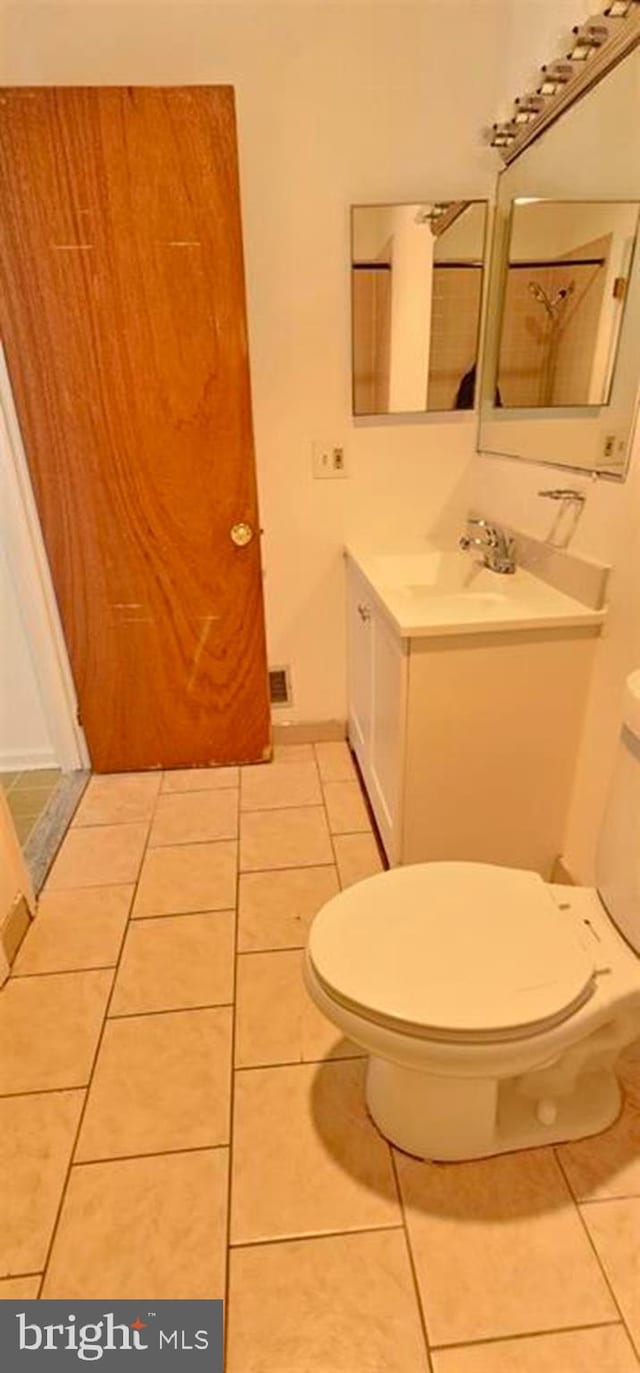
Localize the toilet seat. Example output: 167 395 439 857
307 863 597 1043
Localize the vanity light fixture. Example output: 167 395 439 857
513 95 546 123
491 123 518 148
569 21 609 59
605 0 639 17
489 2 640 161
414 203 449 225
538 61 574 95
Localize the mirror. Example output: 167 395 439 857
497 199 639 409
351 200 488 416
479 46 640 475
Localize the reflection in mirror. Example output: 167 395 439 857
351 201 488 416
497 199 639 409
478 45 640 476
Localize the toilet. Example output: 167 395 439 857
304 671 640 1161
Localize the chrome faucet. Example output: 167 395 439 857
459 517 516 575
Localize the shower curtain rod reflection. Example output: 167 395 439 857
352 261 485 270
509 257 605 269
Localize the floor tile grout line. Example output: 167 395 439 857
9 905 233 985
147 820 238 849
228 1221 406 1252
132 904 236 921
36 803 158 1298
241 860 338 879
234 1052 366 1072
43 860 337 901
236 944 316 958
223 818 242 1365
9 965 118 984
553 1147 632 1339
319 759 346 885
11 964 119 980
578 1192 640 1206
236 942 328 956
428 1317 626 1354
0 1084 90 1101
161 785 238 795
57 817 156 834
317 738 386 886
126 908 236 926
0 1270 43 1281
71 1142 230 1169
389 1148 434 1370
108 1002 234 1021
41 801 154 896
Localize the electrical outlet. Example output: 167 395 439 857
312 440 348 479
602 433 617 460
601 433 618 461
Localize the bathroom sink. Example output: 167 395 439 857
346 546 607 639
369 551 514 599
368 551 495 592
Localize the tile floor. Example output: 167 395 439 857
1 740 639 1370
1 768 61 846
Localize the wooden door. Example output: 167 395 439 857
0 86 270 772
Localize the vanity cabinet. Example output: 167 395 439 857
347 556 600 877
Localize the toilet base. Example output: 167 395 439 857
365 1055 623 1161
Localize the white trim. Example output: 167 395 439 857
271 719 347 743
0 347 89 773
0 747 60 771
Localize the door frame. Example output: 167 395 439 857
0 346 89 773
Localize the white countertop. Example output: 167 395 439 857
346 545 607 639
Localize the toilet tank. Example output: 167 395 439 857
596 669 640 954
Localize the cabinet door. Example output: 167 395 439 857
347 567 373 765
369 610 407 863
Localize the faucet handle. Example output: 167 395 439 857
467 517 499 547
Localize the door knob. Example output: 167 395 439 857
230 522 254 547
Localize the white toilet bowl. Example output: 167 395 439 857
304 862 640 1160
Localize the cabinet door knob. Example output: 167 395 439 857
357 602 371 622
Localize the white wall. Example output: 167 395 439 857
0 0 571 728
0 543 56 770
467 423 640 885
0 787 34 983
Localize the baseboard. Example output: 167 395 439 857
1 893 32 968
550 855 576 885
0 746 59 771
272 719 347 744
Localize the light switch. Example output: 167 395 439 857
312 441 348 479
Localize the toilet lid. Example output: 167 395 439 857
308 863 596 1039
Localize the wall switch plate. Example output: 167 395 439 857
312 440 348 479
